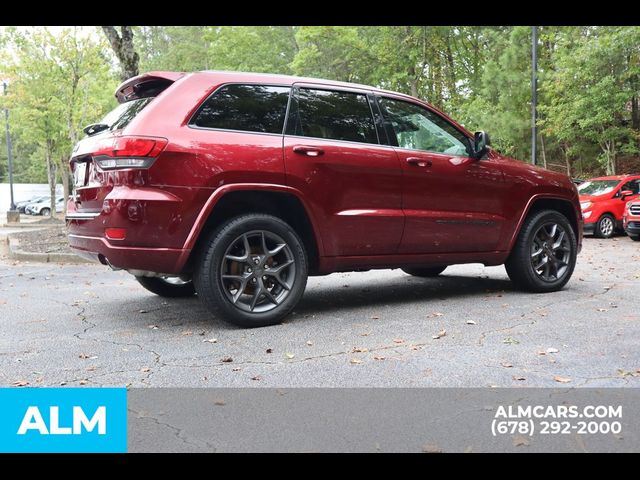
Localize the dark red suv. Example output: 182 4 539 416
66 71 582 327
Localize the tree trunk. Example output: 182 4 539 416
101 26 140 81
540 133 548 170
45 145 57 219
60 157 70 218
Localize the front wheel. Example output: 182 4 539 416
136 276 196 297
40 207 50 217
628 234 640 242
595 214 616 238
402 266 447 277
194 214 308 328
505 210 577 293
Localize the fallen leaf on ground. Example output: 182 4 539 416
513 435 530 447
512 375 526 381
221 356 233 363
86 366 97 372
232 367 241 372
11 380 29 387
214 399 226 406
432 329 447 339
203 338 217 343
306 341 313 346
352 347 368 353
140 367 151 373
596 308 608 312
285 353 295 359
373 355 385 360
393 338 405 344
546 347 559 354
503 337 520 345
79 380 88 385
251 376 261 381
501 362 513 368
553 375 572 383
537 350 546 355
148 325 159 330
139 309 148 314
370 315 380 320
466 320 477 325
181 331 193 336
266 348 273 354
350 358 363 364
78 353 97 360
421 444 443 453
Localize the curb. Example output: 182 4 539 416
6 235 93 264
1 222 50 228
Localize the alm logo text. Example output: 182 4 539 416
17 406 106 435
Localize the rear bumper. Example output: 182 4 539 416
68 233 189 275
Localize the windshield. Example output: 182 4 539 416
578 180 620 196
97 97 155 132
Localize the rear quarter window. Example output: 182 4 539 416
191 84 291 134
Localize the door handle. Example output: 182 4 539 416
293 145 324 157
406 157 432 168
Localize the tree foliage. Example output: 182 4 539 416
1 25 639 193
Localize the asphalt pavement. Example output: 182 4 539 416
1 236 639 388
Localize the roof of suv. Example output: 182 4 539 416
199 70 409 96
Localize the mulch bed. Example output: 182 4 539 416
11 224 72 254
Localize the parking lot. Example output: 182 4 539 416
0 236 639 388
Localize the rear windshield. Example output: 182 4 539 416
99 97 154 132
578 180 619 196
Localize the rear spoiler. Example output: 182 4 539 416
115 71 185 103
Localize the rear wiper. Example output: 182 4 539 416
83 123 110 136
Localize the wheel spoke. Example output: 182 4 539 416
269 259 294 275
260 231 269 256
548 223 557 239
543 260 551 279
268 243 286 257
225 254 247 262
533 256 548 271
231 278 248 304
552 230 565 250
262 285 280 306
249 284 263 312
531 247 543 258
267 273 291 291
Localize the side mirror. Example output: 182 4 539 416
620 190 633 200
470 131 491 160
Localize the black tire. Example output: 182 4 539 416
594 213 616 238
193 214 308 328
136 276 196 297
402 266 447 277
40 207 50 217
505 209 577 293
628 234 640 242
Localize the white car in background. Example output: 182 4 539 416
25 196 65 216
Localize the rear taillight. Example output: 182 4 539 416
93 136 168 170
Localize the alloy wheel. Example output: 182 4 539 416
530 222 572 282
220 230 296 313
599 216 614 237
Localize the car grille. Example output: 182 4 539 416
631 204 640 215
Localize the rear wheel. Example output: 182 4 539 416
595 213 615 238
194 214 308 328
136 276 196 297
505 210 577 293
629 234 640 242
40 207 50 217
402 266 447 277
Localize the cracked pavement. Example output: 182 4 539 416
1 236 639 388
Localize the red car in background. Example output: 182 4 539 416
623 200 640 241
579 175 640 238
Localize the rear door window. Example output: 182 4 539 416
191 84 290 134
286 88 378 144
